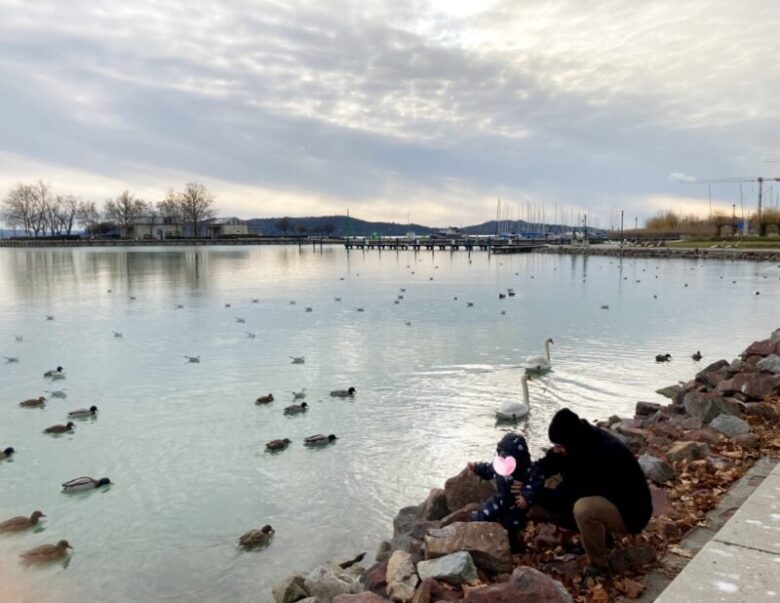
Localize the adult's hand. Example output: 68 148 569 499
515 495 528 510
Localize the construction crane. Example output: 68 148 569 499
681 176 780 226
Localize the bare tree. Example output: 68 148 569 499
76 201 100 232
103 191 148 236
1 184 36 234
55 195 79 235
177 182 215 237
157 189 183 222
29 180 52 236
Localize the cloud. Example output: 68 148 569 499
668 173 697 183
0 0 778 226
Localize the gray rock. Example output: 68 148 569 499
464 566 573 602
304 564 362 603
416 551 478 586
655 385 681 399
709 414 750 438
683 392 737 424
636 401 662 416
757 354 780 374
422 488 449 521
393 505 424 538
638 453 675 484
385 551 418 602
424 522 512 574
273 574 310 603
443 468 495 514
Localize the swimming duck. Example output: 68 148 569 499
283 402 308 414
0 447 15 460
225 303 231 308
329 387 356 398
4 356 19 363
691 351 702 361
251 298 259 303
290 356 305 364
20 396 46 408
466 302 474 307
68 406 98 419
43 366 63 378
498 293 506 299
14 335 23 342
356 307 365 312
305 307 313 312
238 525 274 550
235 317 245 323
404 321 412 326
507 289 515 297
175 304 184 309
44 422 75 434
20 540 72 564
45 315 54 321
113 331 123 338
184 355 200 363
62 476 111 492
289 301 296 305
50 372 66 381
304 434 338 447
334 297 342 302
0 511 45 533
265 438 291 451
291 389 306 400
600 305 609 310
655 353 672 363
255 394 274 404
247 332 256 339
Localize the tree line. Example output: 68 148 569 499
1 181 216 236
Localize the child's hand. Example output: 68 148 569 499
515 494 528 510
467 462 476 472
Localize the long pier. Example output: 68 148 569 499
343 238 546 252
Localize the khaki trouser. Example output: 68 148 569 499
528 496 626 570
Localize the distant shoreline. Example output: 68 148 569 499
537 244 780 262
0 237 338 248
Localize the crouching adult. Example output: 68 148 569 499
514 408 652 577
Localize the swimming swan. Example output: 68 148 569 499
496 374 530 420
524 338 553 373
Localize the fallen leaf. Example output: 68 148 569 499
669 544 695 558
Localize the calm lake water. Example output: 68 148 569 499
0 245 778 602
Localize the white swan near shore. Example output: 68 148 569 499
524 338 553 373
497 374 530 420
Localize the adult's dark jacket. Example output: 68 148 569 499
537 408 652 534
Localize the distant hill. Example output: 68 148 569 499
247 216 605 237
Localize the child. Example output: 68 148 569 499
468 432 544 533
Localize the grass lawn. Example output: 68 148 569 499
667 239 780 249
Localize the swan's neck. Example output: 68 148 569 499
522 379 529 404
545 341 551 363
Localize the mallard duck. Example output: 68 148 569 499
0 447 15 460
251 298 259 303
0 511 45 533
50 372 66 381
44 422 75 434
305 307 313 312
600 305 609 310
655 353 672 363
265 438 291 451
184 355 200 363
507 289 515 297
4 356 19 363
20 396 46 408
238 525 274 550
20 540 72 563
691 351 702 361
356 307 365 312
113 331 123 338
498 293 506 299
43 366 63 378
304 434 338 447
68 406 98 419
255 394 274 404
14 335 23 342
283 402 308 414
247 332 257 339
45 315 54 321
329 387 356 398
291 389 306 400
290 356 305 364
62 476 111 492
466 302 474 307
175 304 184 309
235 317 245 323
225 303 232 308
334 297 342 302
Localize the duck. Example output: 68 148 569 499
498 293 506 299
247 331 256 339
44 422 75 434
356 307 365 312
507 289 515 297
50 371 66 381
283 402 308 414
235 317 245 323
291 389 306 400
62 476 111 492
304 307 313 312
304 434 338 447
329 387 356 398
524 338 554 373
68 406 98 419
655 353 672 363
0 447 15 460
255 394 274 404
265 438 291 451
45 315 54 321
0 511 45 533
238 525 274 550
43 366 63 378
251 298 259 303
290 356 305 365
225 303 232 308
113 331 123 338
600 305 609 310
20 540 72 564
20 396 46 408
4 356 19 363
466 302 474 308
175 304 184 309
334 297 342 302
496 373 530 420
691 351 702 362
404 320 412 326
289 300 296 305
14 335 23 342
184 355 200 363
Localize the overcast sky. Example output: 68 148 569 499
1 0 778 227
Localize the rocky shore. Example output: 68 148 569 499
272 330 780 603
537 244 780 262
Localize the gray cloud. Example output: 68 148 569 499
0 0 778 225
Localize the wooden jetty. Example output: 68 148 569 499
343 238 546 252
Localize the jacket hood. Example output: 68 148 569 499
548 408 590 447
496 432 531 477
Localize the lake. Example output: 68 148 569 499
0 245 778 602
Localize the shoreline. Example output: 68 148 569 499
537 244 780 262
273 330 780 602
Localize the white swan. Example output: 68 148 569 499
496 374 530 420
523 338 554 373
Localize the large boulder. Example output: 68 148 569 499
745 402 779 422
394 505 425 538
363 561 388 596
390 520 439 561
717 373 780 400
743 339 780 358
424 522 512 574
464 566 573 603
386 551 419 602
757 354 780 374
439 503 479 527
680 428 721 446
709 414 750 438
638 453 675 484
416 551 478 586
305 564 363 602
666 441 709 463
273 574 311 603
410 579 461 603
683 392 737 423
443 468 495 513
333 595 391 603
636 401 662 416
655 385 682 399
422 489 450 522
